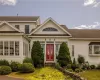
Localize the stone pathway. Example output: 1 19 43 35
0 76 24 80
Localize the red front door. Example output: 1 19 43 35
46 44 54 61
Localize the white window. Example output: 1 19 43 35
15 41 19 56
4 41 8 55
23 42 28 57
89 45 92 54
0 41 3 55
10 41 14 56
56 44 60 56
94 45 100 54
41 44 45 54
72 45 74 56
89 44 100 55
43 27 58 31
15 25 20 29
25 25 29 34
0 41 20 56
23 42 25 56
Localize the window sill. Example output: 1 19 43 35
89 54 100 57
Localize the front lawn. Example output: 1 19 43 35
8 67 72 80
79 70 100 80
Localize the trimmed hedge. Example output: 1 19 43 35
19 63 35 73
0 60 9 66
23 57 33 64
90 65 95 69
10 61 21 72
0 66 12 75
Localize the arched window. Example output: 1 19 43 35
43 27 58 31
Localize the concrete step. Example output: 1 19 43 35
44 63 55 66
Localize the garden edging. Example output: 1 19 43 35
57 67 87 80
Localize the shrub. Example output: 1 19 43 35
10 61 21 72
31 41 44 67
82 62 90 70
23 57 33 64
67 69 73 72
57 42 72 67
71 58 79 71
19 63 35 73
75 68 83 73
0 66 12 75
96 64 100 69
66 64 72 69
55 63 60 69
71 64 78 71
78 55 85 64
0 60 9 66
90 65 96 69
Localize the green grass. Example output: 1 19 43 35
8 67 72 80
79 70 100 80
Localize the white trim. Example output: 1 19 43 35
0 21 22 32
28 36 71 38
30 17 72 36
0 33 24 35
0 21 36 23
70 38 100 40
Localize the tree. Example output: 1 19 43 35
71 58 77 71
31 41 44 67
57 42 72 67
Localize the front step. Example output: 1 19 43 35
44 63 55 67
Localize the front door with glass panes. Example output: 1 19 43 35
46 44 54 61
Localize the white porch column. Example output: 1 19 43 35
54 39 56 63
44 39 46 63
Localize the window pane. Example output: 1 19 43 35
43 27 58 31
94 46 100 54
23 42 25 56
15 25 19 29
0 41 3 55
72 45 74 56
10 41 14 56
4 41 8 55
56 44 60 56
89 45 92 54
41 44 45 54
25 25 29 34
15 41 19 56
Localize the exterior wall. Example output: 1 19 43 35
34 21 66 34
0 35 24 63
30 37 69 63
69 40 100 65
9 22 37 33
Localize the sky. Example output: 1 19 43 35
0 0 100 29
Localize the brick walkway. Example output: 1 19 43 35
0 76 24 80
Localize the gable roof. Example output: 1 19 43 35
69 29 100 38
0 16 39 21
0 21 22 33
30 17 72 36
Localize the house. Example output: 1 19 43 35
0 16 100 65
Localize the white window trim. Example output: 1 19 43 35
0 41 20 57
89 45 100 56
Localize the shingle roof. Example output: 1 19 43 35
0 16 39 21
69 29 100 38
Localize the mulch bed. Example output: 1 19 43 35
0 76 24 80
